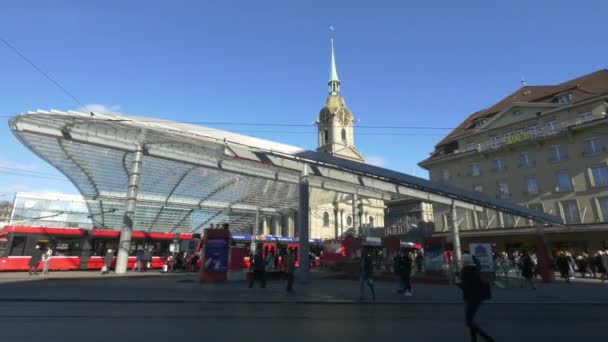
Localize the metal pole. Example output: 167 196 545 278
251 210 259 255
115 145 143 274
297 166 310 283
352 193 359 236
451 203 462 269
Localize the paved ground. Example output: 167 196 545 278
0 270 606 341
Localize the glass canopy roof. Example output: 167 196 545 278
8 110 563 234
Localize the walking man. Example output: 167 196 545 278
520 251 536 290
460 254 494 342
28 245 43 275
248 250 266 288
285 248 296 292
601 250 608 282
42 246 52 275
397 250 413 296
359 247 376 301
102 249 113 275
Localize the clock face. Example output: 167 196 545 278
337 108 351 125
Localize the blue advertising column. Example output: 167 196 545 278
297 167 310 283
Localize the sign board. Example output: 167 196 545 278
169 243 180 253
507 131 530 145
204 238 228 273
469 243 494 272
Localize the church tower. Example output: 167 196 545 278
316 37 365 162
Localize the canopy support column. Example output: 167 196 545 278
116 145 143 274
297 167 310 283
451 203 462 270
352 193 359 236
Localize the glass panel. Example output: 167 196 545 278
564 202 580 224
599 198 608 222
557 172 573 191
592 166 608 187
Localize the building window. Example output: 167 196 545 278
493 158 506 172
346 216 352 226
549 145 567 162
598 198 608 222
519 152 533 168
341 129 347 143
579 111 593 123
502 213 515 228
590 165 608 187
556 171 573 192
441 170 450 181
562 201 581 224
557 94 571 105
477 211 488 228
473 185 483 192
584 138 602 155
467 141 478 151
525 177 539 195
369 216 374 227
497 181 510 198
490 135 500 149
322 212 330 227
324 129 329 144
469 163 481 176
474 119 487 128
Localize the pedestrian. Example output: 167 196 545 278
285 248 296 292
265 250 275 272
588 253 598 278
576 254 588 278
460 254 494 342
520 251 536 290
415 251 424 273
28 245 43 276
556 251 570 283
248 249 266 288
601 250 608 283
143 249 152 272
42 247 52 275
397 250 413 296
359 248 376 301
133 249 143 272
102 249 113 275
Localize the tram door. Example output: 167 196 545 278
287 243 299 267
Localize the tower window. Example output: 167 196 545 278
324 129 329 144
341 129 347 143
323 212 330 227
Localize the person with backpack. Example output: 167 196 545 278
520 251 536 290
460 254 494 342
28 245 43 276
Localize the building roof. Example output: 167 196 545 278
424 69 608 162
8 110 563 233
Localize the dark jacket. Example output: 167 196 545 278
556 255 570 273
104 252 114 268
252 254 266 272
360 255 374 278
460 265 485 303
143 250 152 262
397 254 412 276
28 249 43 267
521 255 534 279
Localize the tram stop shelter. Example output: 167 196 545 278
9 110 562 279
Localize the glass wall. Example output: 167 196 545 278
10 192 92 229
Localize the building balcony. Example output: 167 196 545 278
463 113 608 154
582 147 607 157
490 166 508 173
518 161 536 168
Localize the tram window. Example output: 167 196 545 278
0 237 9 255
54 239 75 256
10 236 26 256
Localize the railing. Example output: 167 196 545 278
460 113 607 154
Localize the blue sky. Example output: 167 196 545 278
1 0 607 200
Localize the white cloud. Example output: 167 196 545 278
76 104 122 115
366 156 386 168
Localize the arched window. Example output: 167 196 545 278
323 212 330 227
341 129 347 142
346 216 353 226
324 129 329 144
369 216 374 227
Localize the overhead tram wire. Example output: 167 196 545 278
0 36 85 107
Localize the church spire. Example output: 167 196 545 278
328 27 341 95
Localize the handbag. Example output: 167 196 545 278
101 265 107 272
481 281 492 301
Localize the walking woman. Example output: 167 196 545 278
28 245 43 275
460 254 494 342
42 247 53 275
